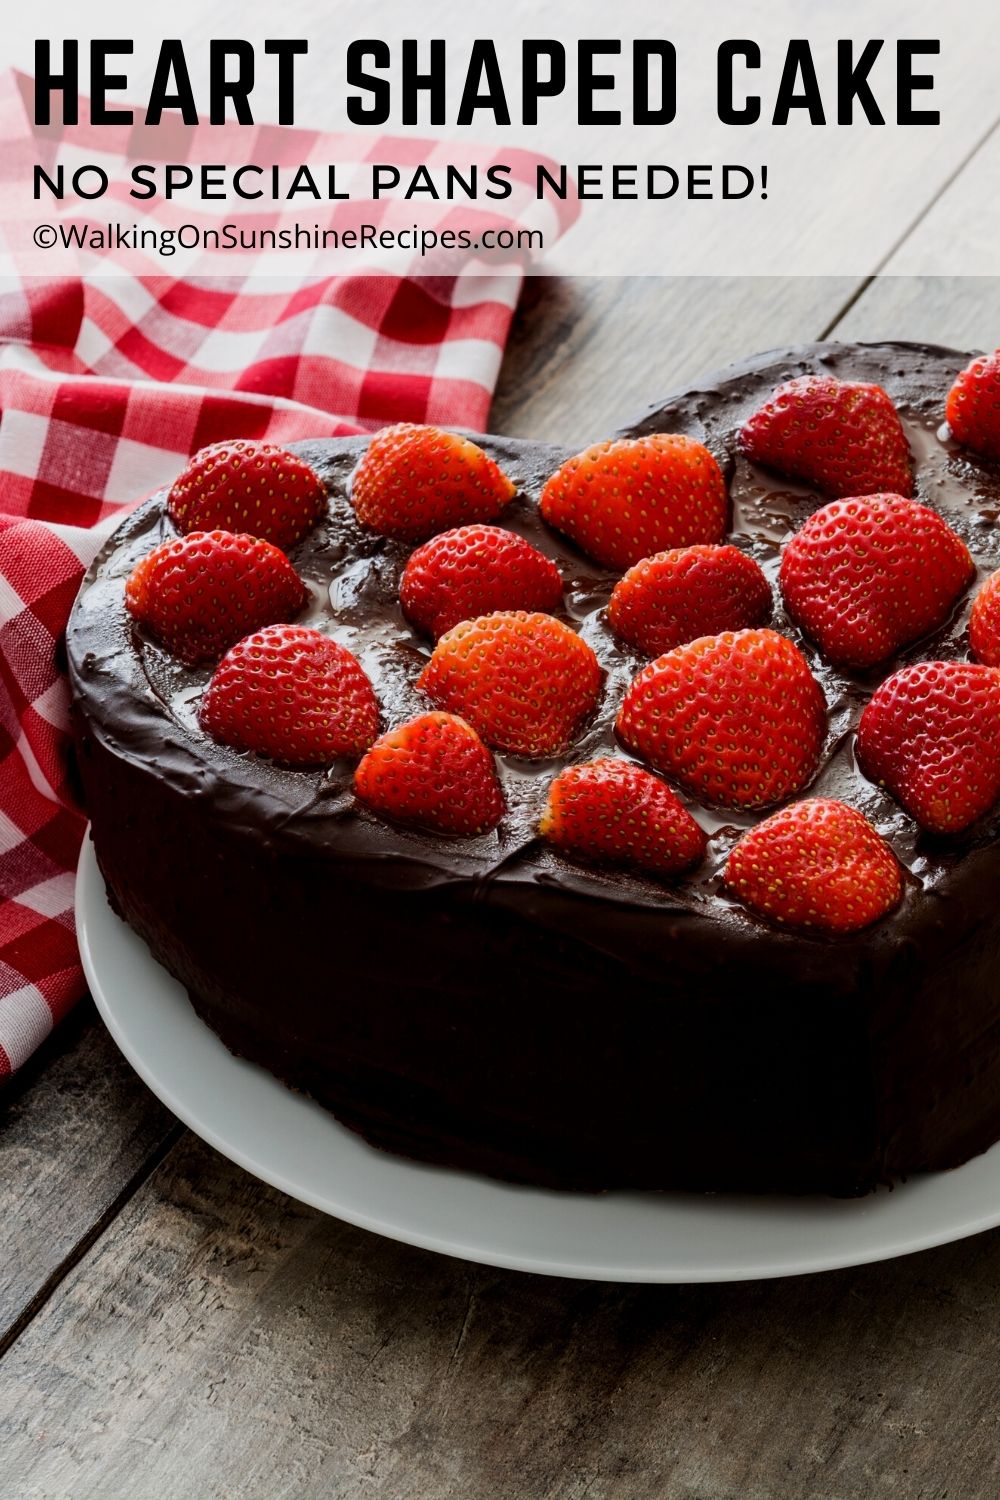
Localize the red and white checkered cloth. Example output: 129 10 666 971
0 71 576 1078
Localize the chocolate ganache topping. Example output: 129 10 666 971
69 340 1000 917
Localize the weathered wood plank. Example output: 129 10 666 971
1 1131 998 1500
491 276 857 445
834 275 1000 353
878 126 1000 280
0 1002 179 1349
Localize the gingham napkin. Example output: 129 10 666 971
0 70 575 1078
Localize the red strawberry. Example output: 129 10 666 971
540 757 707 875
946 351 1000 460
607 544 771 656
351 423 515 541
400 524 563 640
779 495 973 669
739 375 913 498
354 712 504 836
125 530 306 665
199 624 379 766
417 611 602 757
539 434 727 571
724 798 902 934
856 660 1000 833
616 628 826 810
970 570 1000 666
168 441 326 549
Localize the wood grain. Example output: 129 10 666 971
4 269 1000 1499
0 1001 179 1351
881 127 1000 279
491 277 857 445
1 1132 999 1500
835 276 1000 352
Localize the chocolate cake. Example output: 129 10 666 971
67 341 1000 1196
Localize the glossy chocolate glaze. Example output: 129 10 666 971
68 341 1000 1195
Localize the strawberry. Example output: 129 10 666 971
607 544 771 656
125 530 306 665
400 524 563 640
946 350 1000 460
350 423 515 541
167 441 326 549
540 757 707 875
616 628 826 810
199 624 379 766
739 375 913 498
779 495 973 669
539 434 727 571
417 611 602 757
970 570 1000 666
354 712 504 835
856 660 1000 834
724 798 902 935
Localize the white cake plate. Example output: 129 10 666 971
77 837 1000 1283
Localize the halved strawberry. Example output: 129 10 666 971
779 495 973 669
540 757 706 875
400 524 562 639
351 423 515 541
354 712 504 835
856 660 1000 833
199 624 379 766
539 434 727 571
616 628 826 810
946 350 1000 460
970 570 1000 666
724 798 902 934
739 375 913 498
168 441 326 549
607 544 771 656
417 611 602 757
125 530 306 664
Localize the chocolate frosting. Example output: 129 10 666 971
67 341 1000 1195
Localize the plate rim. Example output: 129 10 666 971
76 836 1000 1283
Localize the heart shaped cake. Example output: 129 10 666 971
68 340 1000 1196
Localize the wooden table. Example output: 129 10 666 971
4 268 1000 1498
